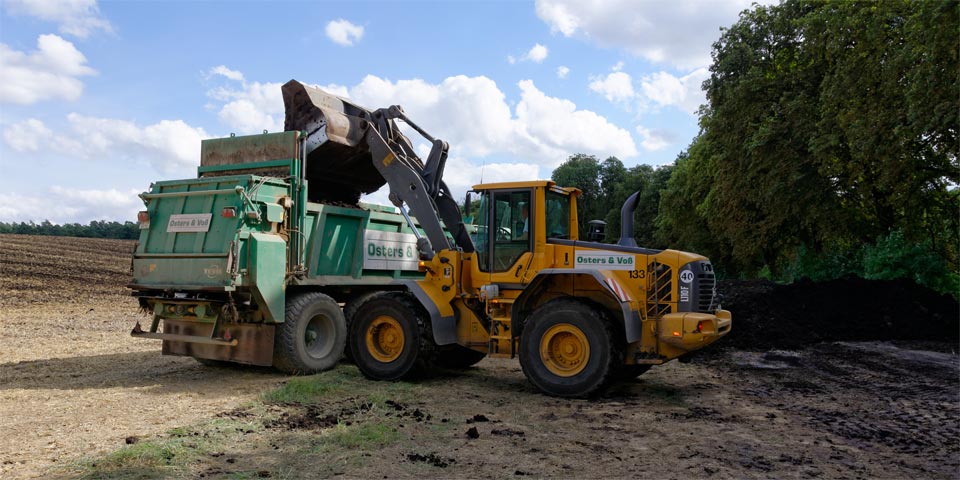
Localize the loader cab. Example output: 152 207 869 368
469 181 580 284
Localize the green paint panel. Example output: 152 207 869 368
249 233 286 323
134 175 291 290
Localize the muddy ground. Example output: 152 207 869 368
0 233 957 479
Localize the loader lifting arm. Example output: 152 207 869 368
282 80 474 258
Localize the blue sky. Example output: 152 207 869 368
0 0 760 223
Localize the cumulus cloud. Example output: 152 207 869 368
514 80 637 160
2 115 208 174
535 0 765 69
0 187 142 223
525 43 549 63
638 68 709 116
3 0 113 38
0 34 96 104
202 69 636 199
325 19 364 46
2 118 52 151
635 126 676 152
206 66 284 133
589 71 635 104
509 43 549 64
339 74 636 165
556 66 570 79
207 65 244 82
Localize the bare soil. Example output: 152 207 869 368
0 234 957 479
0 234 285 478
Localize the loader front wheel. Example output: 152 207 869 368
273 292 347 374
519 299 618 397
349 292 428 381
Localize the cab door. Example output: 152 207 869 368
474 189 533 285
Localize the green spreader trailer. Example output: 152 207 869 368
130 131 431 372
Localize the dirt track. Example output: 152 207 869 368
0 234 957 478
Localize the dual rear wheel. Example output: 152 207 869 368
272 292 347 374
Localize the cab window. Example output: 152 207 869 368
477 190 531 272
545 191 570 239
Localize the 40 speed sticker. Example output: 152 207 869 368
363 230 419 271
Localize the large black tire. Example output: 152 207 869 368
433 344 487 369
272 292 347 374
341 291 382 363
519 299 620 397
349 292 433 381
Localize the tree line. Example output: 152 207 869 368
553 0 958 295
0 220 140 240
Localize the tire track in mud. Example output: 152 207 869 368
724 342 960 478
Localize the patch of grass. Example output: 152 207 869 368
260 368 360 404
262 365 421 407
325 421 402 450
68 436 208 479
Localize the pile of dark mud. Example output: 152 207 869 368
715 278 959 350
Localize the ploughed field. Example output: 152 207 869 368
0 233 956 479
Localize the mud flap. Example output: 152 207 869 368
161 319 275 366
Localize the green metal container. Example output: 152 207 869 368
130 131 429 367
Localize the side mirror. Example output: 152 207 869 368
464 192 472 218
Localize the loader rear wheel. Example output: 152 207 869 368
273 292 347 374
519 299 618 397
349 292 430 381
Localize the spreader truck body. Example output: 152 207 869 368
130 80 731 396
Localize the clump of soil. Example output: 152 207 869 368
717 278 959 350
406 453 455 468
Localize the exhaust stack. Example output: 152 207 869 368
617 190 641 247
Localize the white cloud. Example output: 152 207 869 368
2 118 52 151
0 187 142 223
611 61 625 72
635 126 675 152
525 43 549 63
515 79 637 160
207 65 244 82
509 43 549 64
589 71 635 104
2 115 209 174
638 67 709 116
201 70 636 200
535 0 766 69
325 19 364 46
556 66 570 79
4 0 113 38
206 67 285 133
0 34 96 104
338 74 636 166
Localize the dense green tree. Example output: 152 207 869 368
0 220 140 239
658 0 959 276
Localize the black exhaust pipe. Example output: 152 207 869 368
617 190 641 247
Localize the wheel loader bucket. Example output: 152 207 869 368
282 80 386 204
